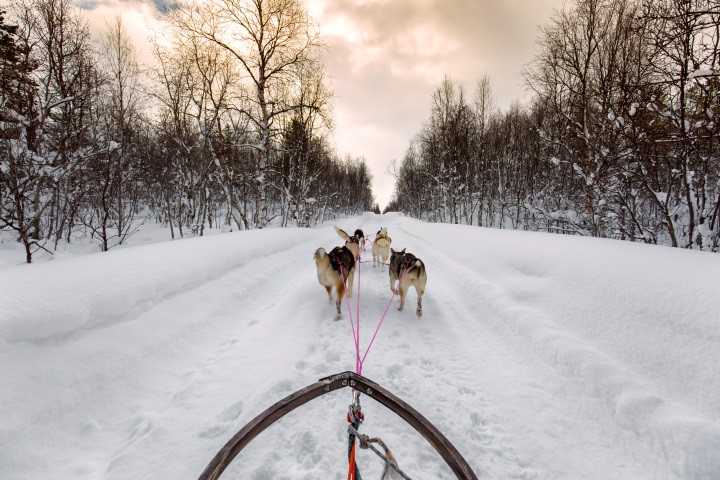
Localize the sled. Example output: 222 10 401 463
198 371 478 479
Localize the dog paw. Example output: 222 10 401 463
416 309 422 318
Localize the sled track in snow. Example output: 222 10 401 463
397 222 720 480
3 214 718 480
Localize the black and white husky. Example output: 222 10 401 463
353 229 365 250
389 248 427 318
313 226 361 320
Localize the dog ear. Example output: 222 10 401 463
401 248 406 254
391 248 395 254
333 225 351 242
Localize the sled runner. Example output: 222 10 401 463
198 371 478 480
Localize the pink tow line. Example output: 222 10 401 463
360 266 407 372
339 235 407 376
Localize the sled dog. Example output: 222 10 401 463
354 229 365 250
314 245 355 320
389 248 427 318
334 225 362 260
372 227 392 269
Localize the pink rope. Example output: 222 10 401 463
355 253 361 373
359 260 389 266
339 236 373 374
338 264 361 370
354 237 372 373
359 266 408 373
339 232 406 376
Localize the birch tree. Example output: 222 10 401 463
171 0 323 228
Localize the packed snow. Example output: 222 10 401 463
1 213 719 479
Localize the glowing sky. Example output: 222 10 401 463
80 0 565 208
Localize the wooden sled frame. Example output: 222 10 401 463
198 371 478 480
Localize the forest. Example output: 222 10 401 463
0 0 376 263
3 0 719 264
388 0 720 252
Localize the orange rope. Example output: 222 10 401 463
347 440 357 480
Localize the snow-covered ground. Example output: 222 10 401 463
1 213 719 479
0 222 227 270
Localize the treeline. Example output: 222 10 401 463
388 0 720 251
0 0 375 263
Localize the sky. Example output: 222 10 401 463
80 0 565 209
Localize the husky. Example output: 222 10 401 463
313 226 361 320
334 225 361 260
354 229 365 251
372 227 392 269
389 248 427 318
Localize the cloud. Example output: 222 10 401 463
74 0 179 13
77 0 170 70
75 0 564 209
313 0 564 207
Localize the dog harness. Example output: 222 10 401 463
393 253 420 277
329 246 354 273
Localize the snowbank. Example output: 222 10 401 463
0 228 318 347
396 218 720 479
2 213 719 480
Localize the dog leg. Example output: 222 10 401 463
398 284 406 311
325 286 333 303
416 286 424 318
335 282 345 320
346 267 355 298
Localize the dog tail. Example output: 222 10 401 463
314 247 327 261
409 259 424 274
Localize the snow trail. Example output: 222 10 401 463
1 213 718 479
395 216 720 479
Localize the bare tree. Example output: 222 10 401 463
473 74 495 226
80 15 144 251
639 0 720 249
2 0 97 262
170 0 324 228
100 16 141 242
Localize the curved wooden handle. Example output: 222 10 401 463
198 371 478 480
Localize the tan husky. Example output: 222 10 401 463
313 226 361 320
389 248 427 318
372 227 392 269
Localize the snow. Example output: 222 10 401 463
1 213 719 479
688 69 714 79
0 228 318 346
